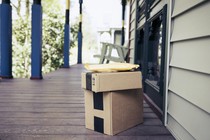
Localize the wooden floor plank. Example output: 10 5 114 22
0 107 85 113
0 103 84 108
118 125 172 136
143 118 163 126
0 64 174 139
143 112 159 119
143 107 153 113
0 135 175 140
0 112 85 119
0 126 99 135
0 125 171 135
0 118 162 127
0 99 84 104
0 118 85 126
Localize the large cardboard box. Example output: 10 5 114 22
84 89 143 135
82 71 142 92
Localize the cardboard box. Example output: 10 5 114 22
82 71 142 92
84 89 143 135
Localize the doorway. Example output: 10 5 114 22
135 5 167 121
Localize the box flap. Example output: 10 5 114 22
82 71 142 92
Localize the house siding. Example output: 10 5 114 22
170 38 210 74
128 0 137 63
167 0 210 140
128 0 210 139
167 114 195 140
168 91 210 140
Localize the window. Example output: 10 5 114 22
147 15 162 87
135 29 144 70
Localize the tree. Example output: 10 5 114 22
42 11 78 73
11 0 78 78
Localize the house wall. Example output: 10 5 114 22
128 0 170 64
167 0 210 140
128 0 137 63
128 0 210 139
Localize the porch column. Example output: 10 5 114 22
121 0 126 46
0 0 12 78
77 0 83 64
30 0 43 79
63 0 70 68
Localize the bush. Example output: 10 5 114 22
12 3 78 78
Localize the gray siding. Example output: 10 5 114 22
167 0 210 140
170 38 210 74
128 0 137 63
167 114 195 140
168 91 210 140
169 68 210 113
172 0 206 17
171 1 210 41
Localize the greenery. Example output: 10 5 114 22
42 11 78 74
12 18 31 77
12 0 78 78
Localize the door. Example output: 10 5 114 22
135 3 167 121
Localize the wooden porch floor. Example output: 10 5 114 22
0 65 174 140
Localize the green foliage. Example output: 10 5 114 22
42 12 65 73
12 18 31 78
12 1 78 78
42 11 78 74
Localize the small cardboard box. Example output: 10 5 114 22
84 89 143 135
82 71 142 92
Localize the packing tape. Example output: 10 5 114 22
94 116 104 133
86 72 92 90
93 92 103 110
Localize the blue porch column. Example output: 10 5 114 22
63 0 70 68
121 0 126 46
77 0 83 64
30 0 43 79
0 0 13 78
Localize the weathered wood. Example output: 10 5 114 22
0 112 85 119
0 64 174 139
0 103 84 108
144 107 153 113
144 112 159 119
0 99 84 104
0 107 85 113
143 118 163 126
0 125 171 135
0 126 98 135
0 135 175 140
0 118 85 126
118 125 172 136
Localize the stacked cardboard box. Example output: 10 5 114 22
82 71 143 135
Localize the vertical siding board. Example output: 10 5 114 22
172 0 205 17
128 0 137 62
137 17 146 29
170 38 210 74
130 4 135 13
171 1 210 41
130 21 136 31
130 39 135 49
169 67 210 114
167 115 196 140
130 30 135 39
131 10 136 21
168 92 210 140
150 0 165 19
167 0 210 139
